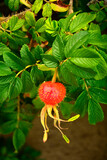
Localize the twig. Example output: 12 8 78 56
83 78 91 98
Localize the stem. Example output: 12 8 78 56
16 96 20 128
20 0 32 8
52 67 58 83
0 26 11 33
83 78 91 98
68 0 73 15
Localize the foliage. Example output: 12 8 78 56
0 0 107 150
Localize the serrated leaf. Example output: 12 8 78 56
25 11 35 26
0 83 10 103
20 44 36 65
3 51 25 71
21 71 34 93
0 73 15 84
30 66 44 85
72 91 88 117
31 45 44 60
41 54 59 68
70 13 96 33
8 0 20 11
0 42 10 55
13 128 25 151
65 31 89 58
42 3 52 17
52 35 65 61
32 0 43 14
89 87 107 104
59 62 78 86
35 18 45 32
69 48 100 68
65 60 97 79
51 3 69 12
88 98 104 125
0 61 12 76
0 120 17 134
9 77 22 99
9 16 25 31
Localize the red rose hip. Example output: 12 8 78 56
39 81 66 105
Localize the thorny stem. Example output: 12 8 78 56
68 0 73 15
52 67 58 83
83 78 91 98
16 96 20 128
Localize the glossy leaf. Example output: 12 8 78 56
0 61 12 76
0 83 10 103
25 11 36 26
0 42 10 55
70 13 96 33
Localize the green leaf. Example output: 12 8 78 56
60 102 73 119
25 11 35 26
0 83 10 103
9 16 25 31
9 77 22 99
88 98 104 125
96 10 106 22
72 91 88 117
59 62 78 86
41 54 59 68
52 35 65 61
65 60 97 79
31 45 44 60
89 87 107 104
69 48 100 68
89 3 100 11
32 97 44 109
21 71 34 93
0 120 17 134
3 51 25 71
19 121 32 136
42 3 52 17
13 128 25 151
65 31 89 58
30 66 44 85
70 13 96 33
35 18 45 32
0 61 12 76
8 0 20 11
0 73 15 84
0 42 10 55
20 44 36 65
32 0 43 14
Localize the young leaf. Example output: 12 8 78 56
0 61 12 76
32 0 43 14
0 120 17 134
89 87 107 104
20 44 36 65
9 77 22 99
21 71 34 93
3 51 25 71
41 54 59 68
42 3 52 17
88 98 104 125
52 35 65 61
9 16 25 31
25 11 36 26
65 60 97 79
13 128 26 151
70 13 96 33
8 0 20 11
65 31 89 58
51 3 69 12
69 48 100 68
0 42 10 55
72 91 88 117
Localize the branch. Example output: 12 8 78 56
68 0 73 15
